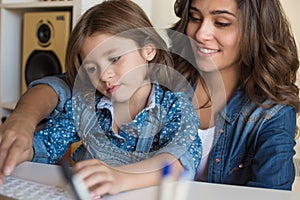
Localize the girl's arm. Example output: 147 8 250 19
73 153 183 197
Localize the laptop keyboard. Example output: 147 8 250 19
0 176 73 200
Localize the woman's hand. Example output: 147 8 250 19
0 116 35 184
0 84 58 184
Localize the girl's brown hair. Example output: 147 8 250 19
170 0 300 112
65 0 173 87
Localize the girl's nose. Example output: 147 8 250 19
100 66 115 82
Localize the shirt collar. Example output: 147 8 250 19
96 83 157 115
220 86 249 124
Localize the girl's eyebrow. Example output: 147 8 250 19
103 48 118 57
83 47 119 65
190 6 236 17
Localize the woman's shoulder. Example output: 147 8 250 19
259 100 296 119
238 100 297 130
225 87 296 122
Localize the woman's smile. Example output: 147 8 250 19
196 45 220 57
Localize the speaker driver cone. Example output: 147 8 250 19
25 50 62 85
37 23 51 44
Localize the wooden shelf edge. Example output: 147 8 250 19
1 102 17 110
1 1 74 9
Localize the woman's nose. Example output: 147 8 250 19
195 21 213 42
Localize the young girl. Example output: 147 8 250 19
30 0 201 197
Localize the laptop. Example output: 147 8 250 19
0 161 90 200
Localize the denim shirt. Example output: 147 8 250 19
210 86 296 190
28 74 72 118
32 82 202 179
30 76 297 190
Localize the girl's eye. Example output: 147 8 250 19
109 56 121 64
86 66 97 73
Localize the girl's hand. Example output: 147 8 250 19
73 154 183 199
73 159 126 198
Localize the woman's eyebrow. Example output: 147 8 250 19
211 10 236 17
189 6 236 17
190 6 201 13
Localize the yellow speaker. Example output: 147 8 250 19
21 11 71 94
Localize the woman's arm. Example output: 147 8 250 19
0 74 71 182
249 106 296 190
0 84 58 180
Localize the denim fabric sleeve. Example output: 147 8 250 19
248 106 296 190
28 74 72 118
32 100 80 164
154 92 201 180
31 136 48 163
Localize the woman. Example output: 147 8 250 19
1 0 299 191
169 0 299 190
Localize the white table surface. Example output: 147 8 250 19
11 162 300 200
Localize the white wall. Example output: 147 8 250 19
151 0 179 28
132 0 179 47
132 0 153 21
281 0 300 87
133 0 179 28
281 0 300 49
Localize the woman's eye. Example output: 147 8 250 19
189 12 202 22
215 21 231 27
189 16 201 22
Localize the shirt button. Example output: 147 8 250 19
119 139 124 143
219 129 224 134
238 164 244 168
190 135 196 140
215 158 221 163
